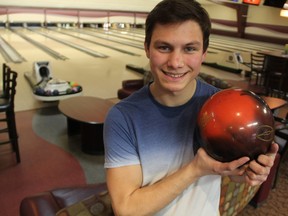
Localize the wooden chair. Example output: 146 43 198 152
0 68 20 163
249 53 265 85
263 55 288 99
1 63 10 96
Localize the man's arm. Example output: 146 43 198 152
106 149 250 216
106 164 197 216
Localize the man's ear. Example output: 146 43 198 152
201 50 207 63
144 43 150 59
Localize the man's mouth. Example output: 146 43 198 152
163 71 187 78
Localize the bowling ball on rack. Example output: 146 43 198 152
34 86 45 96
197 89 275 162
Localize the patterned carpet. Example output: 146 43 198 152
238 158 288 216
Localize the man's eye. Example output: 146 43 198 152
158 46 170 52
185 47 196 52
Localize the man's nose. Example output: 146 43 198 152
167 51 184 68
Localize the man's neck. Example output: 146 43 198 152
149 79 197 107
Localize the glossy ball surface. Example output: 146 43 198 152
197 89 274 162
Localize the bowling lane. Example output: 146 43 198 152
27 28 108 58
79 28 144 50
208 35 282 64
207 35 283 73
93 28 144 43
2 27 147 112
0 34 26 63
98 28 283 73
211 34 283 52
3 26 284 112
28 27 146 59
33 27 145 56
109 28 145 40
10 27 124 60
50 28 143 56
0 28 70 62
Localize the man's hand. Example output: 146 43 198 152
229 142 279 186
193 142 279 186
191 148 250 178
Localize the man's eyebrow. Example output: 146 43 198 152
186 41 202 46
152 40 202 47
153 40 169 44
153 40 201 44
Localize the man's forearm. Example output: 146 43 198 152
110 162 200 216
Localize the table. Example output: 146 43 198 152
261 96 287 111
58 96 114 155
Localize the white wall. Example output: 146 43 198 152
201 1 288 41
0 0 286 40
1 0 286 25
247 5 287 25
0 0 160 12
203 3 237 20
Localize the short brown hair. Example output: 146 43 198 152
145 0 211 53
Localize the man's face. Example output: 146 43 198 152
145 20 207 95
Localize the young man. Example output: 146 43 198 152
104 0 278 215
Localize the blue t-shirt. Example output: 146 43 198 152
104 79 221 215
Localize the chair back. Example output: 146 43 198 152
250 53 265 85
2 63 11 95
3 70 18 106
251 53 265 71
263 55 288 98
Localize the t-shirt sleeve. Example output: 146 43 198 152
104 106 140 168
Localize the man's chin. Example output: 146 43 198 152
163 85 185 95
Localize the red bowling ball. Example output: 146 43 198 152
197 89 275 162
